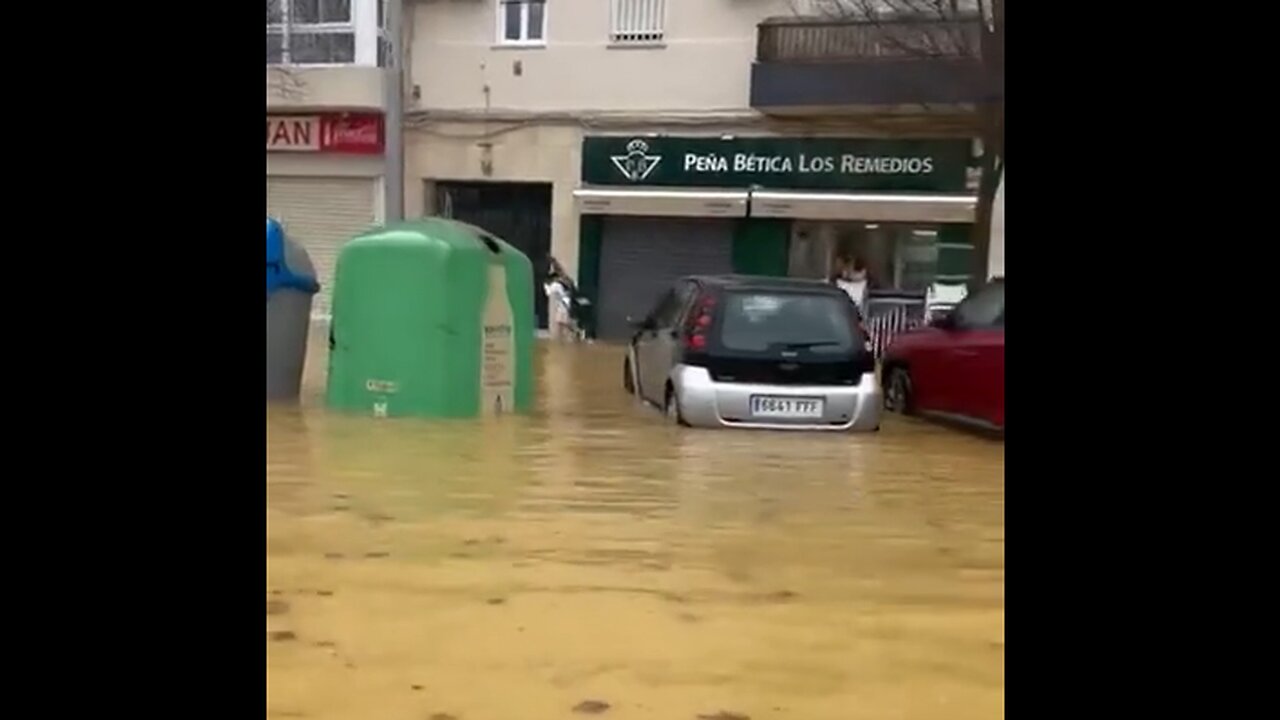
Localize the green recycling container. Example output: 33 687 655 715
325 218 536 418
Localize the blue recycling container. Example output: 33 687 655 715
267 217 320 400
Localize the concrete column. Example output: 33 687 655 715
383 0 405 222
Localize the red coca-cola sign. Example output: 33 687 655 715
267 113 383 155
322 113 383 154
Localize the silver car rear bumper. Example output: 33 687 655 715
670 364 882 432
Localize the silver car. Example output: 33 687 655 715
623 275 882 431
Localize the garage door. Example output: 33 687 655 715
267 176 378 318
436 181 552 328
596 217 734 341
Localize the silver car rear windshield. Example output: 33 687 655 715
717 291 858 354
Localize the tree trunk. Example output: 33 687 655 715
969 109 1003 290
968 166 1003 288
968 0 1003 290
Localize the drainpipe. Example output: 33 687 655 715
383 0 405 223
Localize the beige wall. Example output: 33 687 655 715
409 0 797 112
402 1 973 282
267 66 385 112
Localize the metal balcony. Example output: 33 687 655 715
750 15 994 112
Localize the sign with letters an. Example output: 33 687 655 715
267 113 384 155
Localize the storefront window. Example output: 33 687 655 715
898 229 940 292
788 221 941 292
787 224 832 281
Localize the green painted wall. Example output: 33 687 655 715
577 216 603 337
732 219 791 276
936 225 974 284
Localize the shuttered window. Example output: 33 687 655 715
610 0 665 44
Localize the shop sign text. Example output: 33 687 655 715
583 136 970 192
267 116 321 152
267 113 384 155
682 152 935 176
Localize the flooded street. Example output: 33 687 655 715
267 336 1004 720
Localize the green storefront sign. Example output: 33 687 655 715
581 136 971 192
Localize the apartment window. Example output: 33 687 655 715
377 0 392 66
498 0 546 45
267 0 356 65
610 0 665 44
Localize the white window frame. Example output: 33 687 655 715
495 0 548 47
609 0 666 46
267 0 379 67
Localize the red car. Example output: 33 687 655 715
881 278 1004 431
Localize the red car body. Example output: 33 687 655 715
882 279 1004 430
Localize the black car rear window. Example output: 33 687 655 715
716 290 859 354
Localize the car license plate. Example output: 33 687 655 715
749 396 824 419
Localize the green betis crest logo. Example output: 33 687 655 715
610 139 662 182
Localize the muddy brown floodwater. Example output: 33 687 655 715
267 334 1004 720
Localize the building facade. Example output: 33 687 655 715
404 0 989 336
574 135 976 338
266 0 390 317
268 1 994 329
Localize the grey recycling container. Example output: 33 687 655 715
267 217 320 401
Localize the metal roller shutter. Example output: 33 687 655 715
596 217 734 341
267 176 378 319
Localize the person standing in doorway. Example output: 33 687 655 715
544 259 576 341
848 255 870 285
830 255 870 312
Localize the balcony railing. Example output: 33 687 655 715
756 16 983 64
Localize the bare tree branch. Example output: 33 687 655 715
267 67 309 102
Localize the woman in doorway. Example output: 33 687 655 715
830 255 871 312
544 259 577 341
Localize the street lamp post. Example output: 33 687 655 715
383 0 404 223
